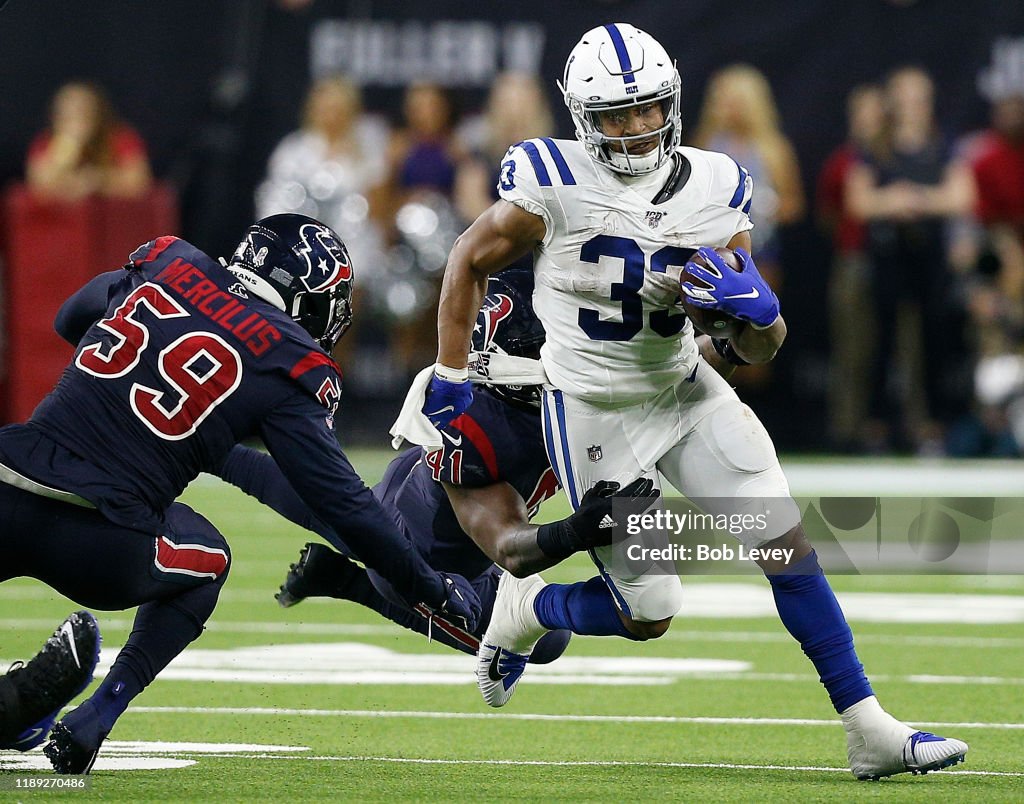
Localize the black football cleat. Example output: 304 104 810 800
44 700 107 774
0 611 100 751
275 542 362 608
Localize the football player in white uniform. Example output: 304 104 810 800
423 22 967 779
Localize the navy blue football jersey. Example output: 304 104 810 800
380 388 560 579
217 386 560 582
0 237 443 605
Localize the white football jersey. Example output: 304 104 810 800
498 137 754 406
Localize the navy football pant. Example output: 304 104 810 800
0 483 230 726
0 483 230 610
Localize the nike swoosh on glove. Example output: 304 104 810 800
422 373 473 429
434 572 482 632
680 246 780 327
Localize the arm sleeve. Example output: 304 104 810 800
216 445 337 543
260 393 445 608
54 269 131 345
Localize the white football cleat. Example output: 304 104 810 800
842 696 968 780
475 573 548 708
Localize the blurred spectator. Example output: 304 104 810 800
255 75 389 280
454 72 555 223
946 87 1024 456
693 64 805 283
818 85 886 451
692 64 804 393
386 82 464 210
382 83 469 376
255 75 390 370
969 91 1024 302
845 66 977 454
26 81 151 201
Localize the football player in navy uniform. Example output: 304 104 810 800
215 269 658 663
0 214 481 774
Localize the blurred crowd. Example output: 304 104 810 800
15 53 1024 457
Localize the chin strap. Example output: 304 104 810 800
651 152 692 205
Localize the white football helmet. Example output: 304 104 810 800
558 23 681 175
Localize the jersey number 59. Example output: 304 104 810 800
76 283 243 440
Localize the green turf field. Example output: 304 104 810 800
1 452 1022 801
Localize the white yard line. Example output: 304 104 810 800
178 752 1024 778
3 616 1022 649
129 706 1024 730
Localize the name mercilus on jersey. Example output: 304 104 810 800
153 258 283 357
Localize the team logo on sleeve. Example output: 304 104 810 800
475 293 513 350
295 223 352 293
316 376 341 423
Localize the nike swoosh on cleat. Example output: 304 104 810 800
723 287 760 300
487 648 507 682
15 727 43 746
59 620 82 669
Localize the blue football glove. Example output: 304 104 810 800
422 371 473 429
434 572 482 632
680 247 780 328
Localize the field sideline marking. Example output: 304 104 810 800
129 706 1024 730
181 752 1024 778
0 617 1021 650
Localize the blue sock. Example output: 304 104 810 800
86 672 138 733
533 577 637 639
767 549 873 713
87 580 225 733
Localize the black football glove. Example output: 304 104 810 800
432 572 482 632
537 478 660 560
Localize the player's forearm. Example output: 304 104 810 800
448 481 568 577
696 334 737 380
732 315 787 363
493 525 562 577
436 241 489 370
216 445 335 541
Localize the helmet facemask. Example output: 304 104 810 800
562 79 681 176
292 286 353 353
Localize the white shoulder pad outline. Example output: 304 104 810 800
500 137 580 194
718 155 754 216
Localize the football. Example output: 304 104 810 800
680 247 748 339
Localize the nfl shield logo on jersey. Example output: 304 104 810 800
587 444 603 462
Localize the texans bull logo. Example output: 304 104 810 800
477 293 513 350
295 223 353 293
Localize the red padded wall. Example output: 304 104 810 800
1 184 179 423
